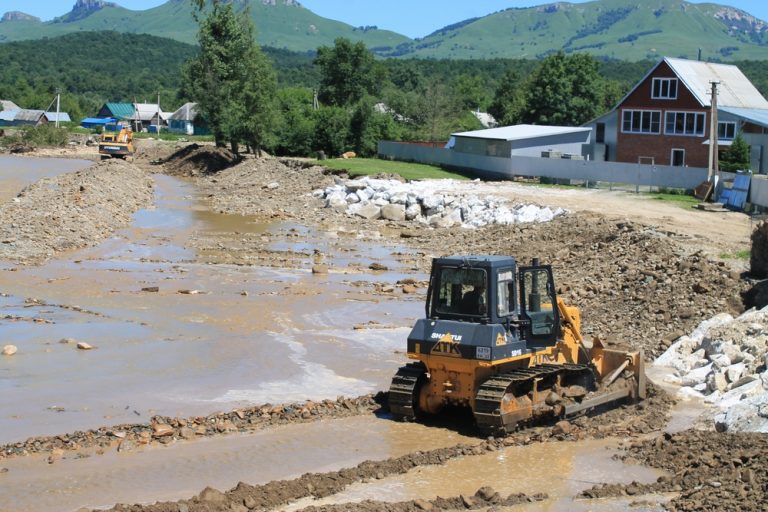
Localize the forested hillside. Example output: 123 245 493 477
1 31 767 152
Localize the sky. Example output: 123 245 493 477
3 0 768 38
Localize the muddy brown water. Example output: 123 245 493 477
0 171 421 444
0 156 93 202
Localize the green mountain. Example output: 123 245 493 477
0 0 766 61
393 0 768 60
0 0 409 52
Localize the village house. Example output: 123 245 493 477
585 57 768 173
168 102 208 135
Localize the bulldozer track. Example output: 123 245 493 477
388 363 426 420
474 363 594 433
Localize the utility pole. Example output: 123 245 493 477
708 81 720 181
156 91 161 134
55 92 61 129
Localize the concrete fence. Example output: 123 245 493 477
378 141 768 209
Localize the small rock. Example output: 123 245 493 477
152 424 174 438
76 342 94 350
59 338 77 344
401 284 418 294
178 289 203 295
117 440 136 452
311 264 328 275
2 345 17 356
414 499 433 511
564 385 587 399
199 486 226 503
369 262 388 271
243 496 257 509
141 286 160 293
552 420 572 435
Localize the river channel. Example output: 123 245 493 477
0 157 668 512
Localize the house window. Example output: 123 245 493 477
652 78 678 99
665 111 706 136
718 121 736 140
671 149 685 167
622 110 661 134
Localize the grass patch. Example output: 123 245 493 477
719 249 750 260
645 192 699 209
314 157 471 181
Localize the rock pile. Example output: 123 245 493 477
314 177 565 228
654 307 768 432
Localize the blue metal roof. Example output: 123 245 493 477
719 107 768 129
0 110 17 122
81 117 117 127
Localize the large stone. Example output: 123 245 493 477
707 371 729 393
381 204 406 222
76 342 94 350
348 202 381 220
681 363 713 387
325 192 347 210
405 204 422 221
725 362 747 384
2 344 17 356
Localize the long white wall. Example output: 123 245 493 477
378 141 768 208
379 141 708 188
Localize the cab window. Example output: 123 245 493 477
435 267 487 316
497 269 515 316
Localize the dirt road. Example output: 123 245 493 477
0 142 763 512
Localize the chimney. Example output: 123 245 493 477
697 48 702 61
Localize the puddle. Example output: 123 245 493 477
0 416 475 512
646 365 714 433
0 155 92 202
0 169 423 443
281 437 668 512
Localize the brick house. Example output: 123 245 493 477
585 57 768 172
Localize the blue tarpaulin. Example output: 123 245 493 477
718 173 751 211
80 117 117 128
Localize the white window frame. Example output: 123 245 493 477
718 121 737 140
652 78 678 100
665 111 706 137
622 109 661 134
671 148 685 167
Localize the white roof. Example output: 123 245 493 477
452 124 591 141
134 103 168 121
666 57 768 109
1 100 20 111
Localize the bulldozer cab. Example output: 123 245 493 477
519 264 560 347
427 256 560 347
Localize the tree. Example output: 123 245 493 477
273 87 316 156
184 0 276 154
488 68 526 126
315 38 381 107
522 52 605 126
453 74 490 112
720 132 751 172
348 98 401 156
312 106 351 157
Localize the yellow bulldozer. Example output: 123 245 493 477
98 123 135 160
389 256 645 434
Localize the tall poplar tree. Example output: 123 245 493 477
184 0 276 155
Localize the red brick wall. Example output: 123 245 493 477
616 61 710 167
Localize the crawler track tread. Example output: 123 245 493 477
474 363 593 433
388 363 426 420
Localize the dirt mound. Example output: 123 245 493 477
581 429 767 512
161 144 240 176
751 220 768 278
